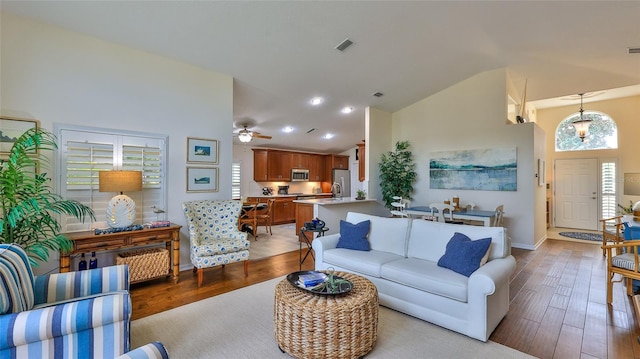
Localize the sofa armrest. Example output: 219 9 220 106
311 233 340 268
0 292 131 352
468 255 516 296
117 341 169 359
33 264 129 305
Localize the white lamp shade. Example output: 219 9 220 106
238 132 252 143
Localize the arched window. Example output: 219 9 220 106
555 111 618 151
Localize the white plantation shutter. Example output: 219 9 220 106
601 161 616 219
232 162 241 200
58 127 167 231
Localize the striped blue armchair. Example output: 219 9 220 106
0 243 133 358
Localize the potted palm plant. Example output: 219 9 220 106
0 127 95 266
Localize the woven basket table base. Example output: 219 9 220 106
274 271 378 359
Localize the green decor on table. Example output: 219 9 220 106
0 128 95 266
356 189 366 200
379 141 417 209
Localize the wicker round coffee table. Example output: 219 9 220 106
274 271 378 359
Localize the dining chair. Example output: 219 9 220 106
428 203 462 224
239 202 259 239
600 216 624 256
490 205 505 227
255 198 276 236
390 196 409 217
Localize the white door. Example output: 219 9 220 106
554 159 598 230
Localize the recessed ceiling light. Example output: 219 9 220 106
282 126 294 133
341 106 354 114
323 133 335 139
310 97 324 106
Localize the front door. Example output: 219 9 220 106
554 158 598 230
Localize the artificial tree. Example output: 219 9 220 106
378 140 417 209
0 127 95 265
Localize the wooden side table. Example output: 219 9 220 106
61 224 182 283
299 227 328 270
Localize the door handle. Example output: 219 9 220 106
592 197 596 199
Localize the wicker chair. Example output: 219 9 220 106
600 216 624 256
603 240 640 304
182 199 250 287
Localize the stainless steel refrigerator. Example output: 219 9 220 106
332 169 351 198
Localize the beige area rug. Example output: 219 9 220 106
249 224 301 260
131 278 534 359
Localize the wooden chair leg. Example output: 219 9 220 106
607 275 613 304
244 260 249 277
628 278 634 296
197 268 204 288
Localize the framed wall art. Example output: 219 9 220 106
187 166 219 193
0 117 39 154
187 137 219 164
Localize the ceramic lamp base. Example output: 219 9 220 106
106 194 136 228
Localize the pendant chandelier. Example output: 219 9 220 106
572 93 592 142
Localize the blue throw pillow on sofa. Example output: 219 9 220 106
437 232 492 277
336 220 371 251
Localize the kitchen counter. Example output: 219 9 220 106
293 198 377 205
293 198 386 235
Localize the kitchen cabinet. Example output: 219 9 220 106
291 153 309 169
308 154 324 181
253 149 268 181
273 197 296 224
357 142 365 182
324 154 350 184
295 203 314 234
267 151 291 181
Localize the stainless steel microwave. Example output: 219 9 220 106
291 169 309 181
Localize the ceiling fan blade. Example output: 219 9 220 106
252 132 272 139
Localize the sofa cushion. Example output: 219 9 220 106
323 248 404 278
380 258 469 302
437 232 492 277
336 220 371 251
407 220 506 262
345 212 410 256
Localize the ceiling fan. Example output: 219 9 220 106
235 125 272 143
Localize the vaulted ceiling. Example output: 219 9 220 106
2 1 639 152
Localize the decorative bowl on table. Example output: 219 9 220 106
287 270 353 296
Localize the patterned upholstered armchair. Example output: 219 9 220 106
182 200 250 287
0 243 133 358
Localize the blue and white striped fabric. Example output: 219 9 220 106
33 264 129 304
0 244 35 314
0 244 133 358
116 342 169 359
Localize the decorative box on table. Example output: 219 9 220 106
115 248 169 283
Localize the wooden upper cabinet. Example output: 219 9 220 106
332 155 349 169
291 153 310 169
357 142 365 182
267 151 291 181
308 154 324 181
253 149 268 181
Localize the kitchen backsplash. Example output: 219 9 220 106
250 181 322 196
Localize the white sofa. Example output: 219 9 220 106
312 212 516 342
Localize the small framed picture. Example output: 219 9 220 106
187 167 219 192
0 117 39 154
187 137 219 164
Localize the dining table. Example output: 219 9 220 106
405 206 497 227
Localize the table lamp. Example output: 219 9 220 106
99 170 142 228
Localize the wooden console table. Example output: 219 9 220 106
60 224 182 283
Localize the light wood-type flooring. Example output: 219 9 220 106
130 236 640 358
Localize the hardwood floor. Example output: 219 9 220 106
130 238 640 358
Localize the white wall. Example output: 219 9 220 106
1 13 234 272
383 69 544 249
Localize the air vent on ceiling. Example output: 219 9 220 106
335 38 354 52
372 92 384 97
629 47 640 54
306 128 316 134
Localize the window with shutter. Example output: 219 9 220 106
601 160 616 219
58 126 167 231
232 162 241 200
